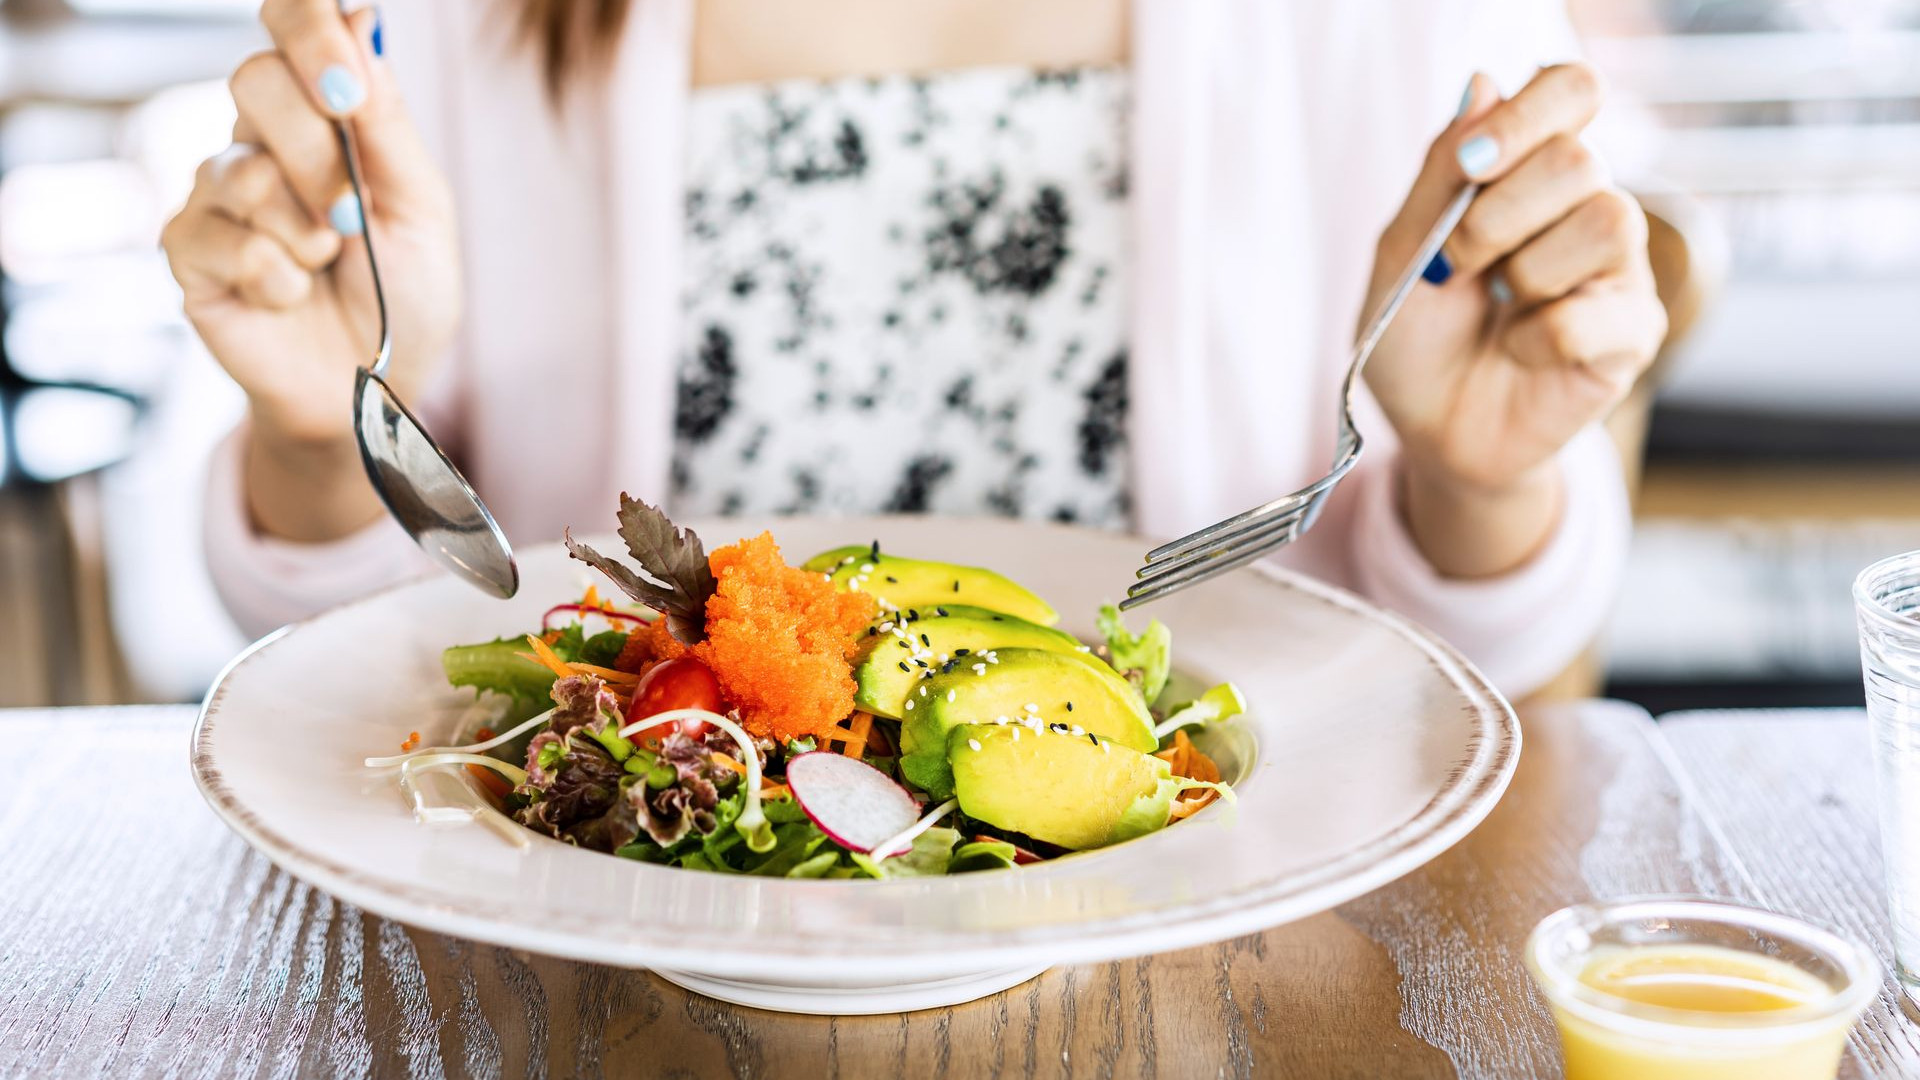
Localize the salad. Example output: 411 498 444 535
368 498 1242 878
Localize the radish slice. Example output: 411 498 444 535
784 752 923 853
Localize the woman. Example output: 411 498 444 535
162 0 1665 697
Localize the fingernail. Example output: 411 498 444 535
371 7 384 57
318 65 366 113
1422 251 1453 286
1457 135 1499 178
329 191 364 235
1456 76 1475 119
1489 273 1513 304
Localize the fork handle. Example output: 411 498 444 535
1344 183 1479 396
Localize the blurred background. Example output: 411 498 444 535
0 0 1915 710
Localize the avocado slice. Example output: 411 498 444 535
853 613 1103 719
948 724 1185 850
803 546 1059 627
899 648 1156 801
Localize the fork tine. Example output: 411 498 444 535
1121 532 1293 610
1136 501 1307 580
1144 492 1308 565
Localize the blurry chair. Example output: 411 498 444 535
1523 187 1728 704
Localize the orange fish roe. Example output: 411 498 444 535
615 616 685 674
690 532 876 743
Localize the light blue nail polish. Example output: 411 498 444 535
329 191 364 235
1456 78 1475 118
318 65 366 113
1457 135 1499 178
1489 274 1513 304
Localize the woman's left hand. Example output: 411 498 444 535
1363 63 1667 577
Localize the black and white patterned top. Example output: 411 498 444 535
671 66 1131 528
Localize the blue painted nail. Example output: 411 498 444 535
1457 135 1499 178
1422 251 1453 286
329 191 364 235
318 65 366 113
1456 77 1475 118
1489 273 1513 304
371 8 384 57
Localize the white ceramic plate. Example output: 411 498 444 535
192 516 1517 1014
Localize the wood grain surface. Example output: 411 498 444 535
1662 708 1919 1079
0 703 1901 1079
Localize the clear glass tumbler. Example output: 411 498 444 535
1857 549 1920 998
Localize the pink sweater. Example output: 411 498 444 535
205 0 1627 698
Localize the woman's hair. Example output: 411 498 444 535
519 0 632 96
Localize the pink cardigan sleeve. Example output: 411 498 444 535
203 424 436 639
1343 424 1630 696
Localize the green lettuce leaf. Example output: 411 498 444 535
786 851 843 878
849 826 960 878
1155 682 1246 742
1097 604 1171 704
745 822 832 876
1107 775 1183 846
949 838 1019 873
443 624 589 708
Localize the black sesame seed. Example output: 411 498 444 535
920 633 931 647
1066 701 1074 712
955 648 970 657
886 576 899 584
1087 733 1099 745
953 580 961 592
914 659 929 668
935 607 949 617
907 609 920 621
897 640 910 649
898 661 911 672
870 540 881 559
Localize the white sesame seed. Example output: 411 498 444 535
906 700 915 711
1070 725 1085 736
860 563 875 573
1076 645 1091 653
947 690 957 703
849 580 862 592
1100 741 1110 754
879 621 894 632
967 739 982 752
995 716 1009 724
822 573 834 582
1024 703 1039 713
973 663 987 675
1012 728 1021 741
937 653 949 664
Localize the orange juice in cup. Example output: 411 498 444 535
1525 898 1878 1080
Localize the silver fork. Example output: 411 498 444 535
1121 183 1479 611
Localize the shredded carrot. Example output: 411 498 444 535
1156 730 1223 814
565 662 640 683
541 630 563 645
760 783 791 799
467 763 514 798
475 727 496 741
522 635 575 680
711 752 748 776
581 584 601 610
835 712 874 758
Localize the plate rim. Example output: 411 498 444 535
190 527 1519 979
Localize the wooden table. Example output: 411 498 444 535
2 702 1912 1079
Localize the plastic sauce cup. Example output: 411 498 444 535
1525 897 1879 1080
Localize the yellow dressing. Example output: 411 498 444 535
1552 945 1853 1080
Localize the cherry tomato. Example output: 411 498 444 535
625 657 724 748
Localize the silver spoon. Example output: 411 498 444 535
340 122 519 598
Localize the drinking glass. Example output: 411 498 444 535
1857 549 1920 998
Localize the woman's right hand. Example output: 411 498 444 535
162 0 461 452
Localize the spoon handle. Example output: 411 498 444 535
336 121 392 378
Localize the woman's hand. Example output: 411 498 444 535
1363 64 1667 578
161 0 460 540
